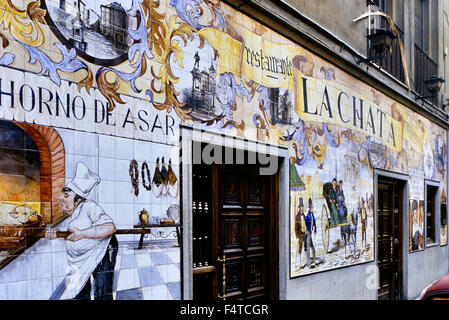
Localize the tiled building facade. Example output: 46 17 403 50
0 0 447 300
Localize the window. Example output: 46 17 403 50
372 0 387 12
414 0 429 53
415 0 424 49
426 184 438 244
414 0 437 104
368 0 389 30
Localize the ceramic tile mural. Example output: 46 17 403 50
0 123 181 299
441 191 448 247
409 199 424 252
0 0 447 297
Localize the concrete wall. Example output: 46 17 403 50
407 244 449 299
282 0 368 55
285 262 378 299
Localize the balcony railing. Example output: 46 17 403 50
375 29 405 83
414 45 438 105
365 4 405 84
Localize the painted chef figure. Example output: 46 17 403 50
46 162 118 300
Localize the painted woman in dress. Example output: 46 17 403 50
329 178 340 227
336 180 346 223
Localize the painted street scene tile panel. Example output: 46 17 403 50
45 0 136 61
0 0 446 296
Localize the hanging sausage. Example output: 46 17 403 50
152 157 163 197
167 158 178 198
129 159 139 197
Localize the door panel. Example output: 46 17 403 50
193 162 277 300
223 174 242 206
247 215 264 248
218 167 268 300
248 176 263 206
223 215 244 252
377 180 402 300
224 258 244 298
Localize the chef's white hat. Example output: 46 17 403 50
66 162 101 198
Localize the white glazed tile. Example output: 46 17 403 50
142 285 173 300
99 134 116 158
156 264 180 283
166 251 180 264
115 203 135 227
135 254 154 268
26 252 53 281
116 137 134 160
74 131 98 156
0 281 27 300
56 128 75 155
116 269 140 292
98 180 116 203
98 157 116 181
116 159 132 182
26 278 53 300
115 181 134 203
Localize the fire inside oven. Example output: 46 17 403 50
0 120 44 248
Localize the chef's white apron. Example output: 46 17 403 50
59 201 113 300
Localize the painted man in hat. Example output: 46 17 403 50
46 162 118 300
294 197 306 268
304 197 317 269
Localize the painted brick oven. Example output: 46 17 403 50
13 122 66 224
0 122 65 253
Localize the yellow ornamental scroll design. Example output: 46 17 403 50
150 15 195 120
96 0 195 117
0 0 46 47
141 0 195 118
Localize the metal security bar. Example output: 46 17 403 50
366 2 405 84
415 44 438 105
375 27 405 83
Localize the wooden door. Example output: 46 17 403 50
377 180 402 300
217 166 270 300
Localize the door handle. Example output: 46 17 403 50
390 236 393 262
217 254 226 300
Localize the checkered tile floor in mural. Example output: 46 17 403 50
112 242 181 300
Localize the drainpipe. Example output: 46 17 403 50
443 8 449 106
